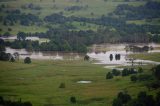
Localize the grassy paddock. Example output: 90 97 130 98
128 52 160 62
0 59 158 106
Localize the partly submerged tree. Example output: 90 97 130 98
24 57 31 64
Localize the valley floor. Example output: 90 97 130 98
0 59 159 106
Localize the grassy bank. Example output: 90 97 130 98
128 53 160 62
0 60 158 106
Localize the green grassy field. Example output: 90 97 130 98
129 53 160 62
0 0 147 35
0 59 158 106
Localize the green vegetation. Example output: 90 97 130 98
24 57 31 64
129 53 160 62
0 60 159 106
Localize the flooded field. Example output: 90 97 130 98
87 43 160 67
5 43 160 67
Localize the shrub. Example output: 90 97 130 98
10 57 15 62
112 98 122 106
156 92 160 106
84 55 90 61
138 74 153 81
59 83 65 88
106 72 113 79
122 68 129 76
70 96 76 103
130 75 137 82
117 92 131 104
112 69 121 76
138 67 143 73
129 68 137 74
24 57 31 64
154 65 160 80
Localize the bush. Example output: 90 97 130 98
106 72 113 79
24 57 31 64
138 74 153 81
10 57 15 62
117 92 131 104
122 68 129 76
84 55 90 61
138 67 143 73
70 96 76 103
112 98 122 106
154 65 160 80
130 75 137 82
59 83 65 88
156 92 160 106
112 69 121 76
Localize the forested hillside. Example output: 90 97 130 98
0 0 160 52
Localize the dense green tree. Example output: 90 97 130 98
84 55 90 61
112 98 122 106
24 57 31 64
59 83 65 88
122 68 129 76
70 96 76 103
117 92 131 104
106 72 113 79
109 54 113 61
3 32 10 37
154 65 160 80
0 45 5 52
10 57 15 62
17 32 26 41
138 67 143 73
130 75 137 82
112 69 121 76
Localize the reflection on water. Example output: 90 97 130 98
5 47 82 60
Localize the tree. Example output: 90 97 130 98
109 54 113 61
59 83 65 88
3 32 10 37
8 28 12 31
13 52 19 60
84 55 90 61
154 65 160 80
122 68 129 76
17 32 26 41
0 45 5 52
112 98 122 106
70 96 76 103
24 57 31 64
112 69 121 76
156 92 160 106
10 57 15 62
138 67 143 73
117 92 131 104
130 75 137 82
106 72 113 79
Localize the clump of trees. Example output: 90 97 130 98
113 91 160 106
122 68 137 76
0 96 32 106
112 69 121 76
112 91 131 106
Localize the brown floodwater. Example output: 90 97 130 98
5 43 160 67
